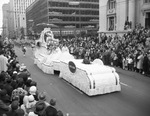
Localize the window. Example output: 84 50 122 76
107 16 116 31
108 0 116 10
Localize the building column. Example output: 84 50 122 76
107 17 109 31
126 0 129 21
128 0 135 29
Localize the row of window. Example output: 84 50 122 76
144 0 150 3
49 16 98 22
14 0 34 3
53 31 74 36
107 0 150 10
49 9 98 15
72 0 99 2
49 2 99 9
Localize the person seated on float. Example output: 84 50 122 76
61 44 69 53
83 55 91 64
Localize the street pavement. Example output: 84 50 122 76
15 46 150 116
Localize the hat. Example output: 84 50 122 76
28 77 32 80
13 71 18 74
28 112 37 116
6 78 11 83
57 110 64 116
28 95 35 102
29 86 37 95
19 63 26 71
30 81 37 86
38 92 46 101
0 89 7 96
16 63 20 68
11 100 19 110
34 101 46 114
147 50 150 54
26 95 36 109
50 98 56 106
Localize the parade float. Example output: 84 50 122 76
34 28 121 96
34 28 74 74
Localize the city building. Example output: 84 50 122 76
26 0 99 39
6 0 36 38
2 4 9 38
99 0 150 36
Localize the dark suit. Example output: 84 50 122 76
0 100 10 116
45 106 57 116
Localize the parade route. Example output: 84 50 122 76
15 46 150 116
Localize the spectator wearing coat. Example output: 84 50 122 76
143 53 150 75
45 99 57 116
6 100 20 116
0 50 8 73
0 89 10 116
136 51 144 73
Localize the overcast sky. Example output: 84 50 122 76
0 0 9 35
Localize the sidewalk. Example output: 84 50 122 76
114 66 150 78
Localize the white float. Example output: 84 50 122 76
59 59 121 96
34 28 121 96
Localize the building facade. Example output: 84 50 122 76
2 4 9 38
137 0 150 29
7 0 35 38
26 0 99 38
99 0 150 36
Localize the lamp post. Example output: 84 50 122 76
68 1 81 37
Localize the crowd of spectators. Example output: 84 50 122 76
0 38 64 116
60 24 150 76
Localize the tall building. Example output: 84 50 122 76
99 0 150 36
8 0 35 38
26 0 99 38
2 4 9 38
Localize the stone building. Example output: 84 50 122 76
99 0 150 36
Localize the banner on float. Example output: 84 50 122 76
68 61 76 73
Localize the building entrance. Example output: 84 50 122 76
108 17 115 31
145 12 150 29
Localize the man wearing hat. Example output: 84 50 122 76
29 86 38 101
11 78 27 102
33 101 46 116
25 95 37 114
6 100 19 116
45 98 57 116
0 89 10 116
38 92 49 107
0 89 11 105
3 78 13 97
